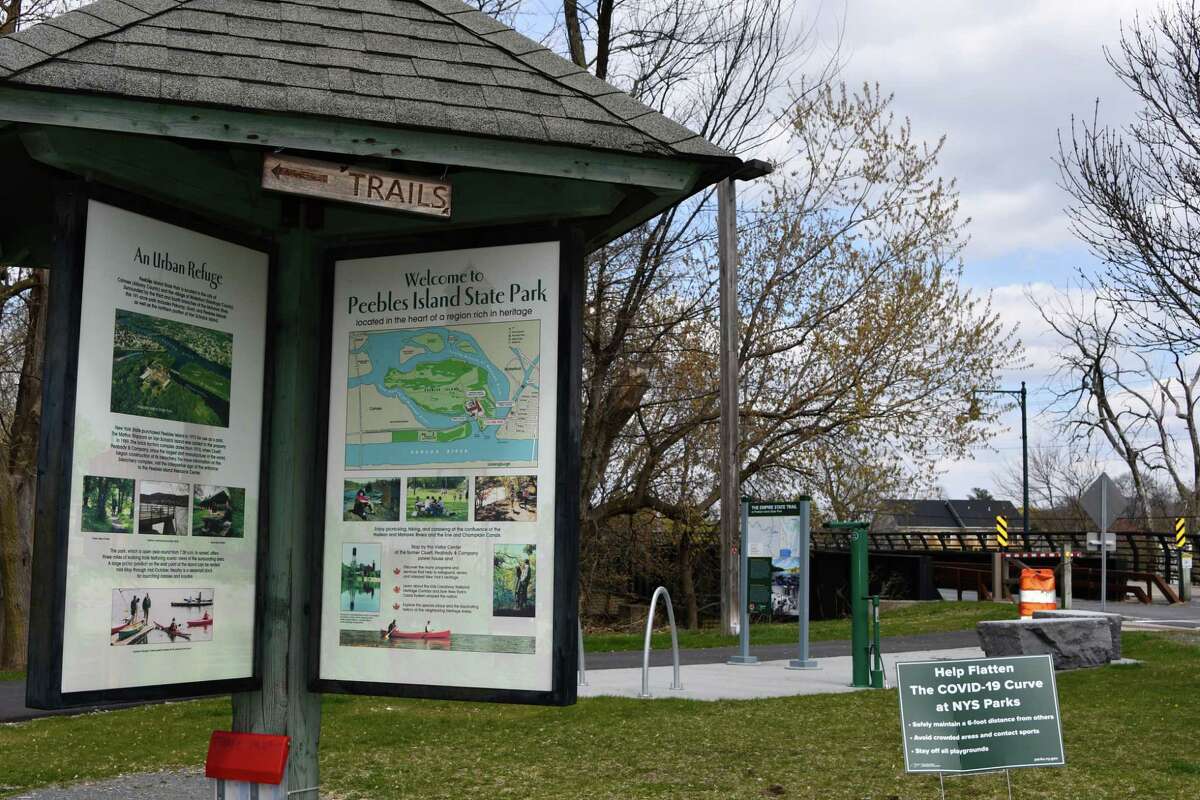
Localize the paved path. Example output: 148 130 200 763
7 768 209 800
585 629 979 670
580 646 986 701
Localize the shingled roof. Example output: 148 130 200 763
0 0 733 163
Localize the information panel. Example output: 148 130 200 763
747 501 801 616
48 199 268 701
896 655 1066 773
317 241 562 697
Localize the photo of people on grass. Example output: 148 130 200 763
110 587 213 646
343 479 402 522
81 475 134 533
405 476 468 523
137 481 189 535
493 543 536 618
341 543 382 613
474 475 537 522
191 485 245 537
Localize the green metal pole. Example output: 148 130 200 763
870 595 883 689
829 521 870 688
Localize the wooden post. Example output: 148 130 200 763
717 178 739 637
232 225 322 793
992 553 1004 602
1061 545 1072 609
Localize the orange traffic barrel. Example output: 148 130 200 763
1019 568 1056 617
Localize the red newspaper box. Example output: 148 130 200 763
205 731 290 785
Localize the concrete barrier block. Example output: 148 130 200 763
977 617 1113 670
1032 609 1123 660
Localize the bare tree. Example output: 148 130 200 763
1058 0 1200 354
0 268 47 670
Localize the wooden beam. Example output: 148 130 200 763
0 86 704 191
21 125 628 242
231 227 322 791
20 126 281 231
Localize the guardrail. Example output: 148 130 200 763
639 586 682 698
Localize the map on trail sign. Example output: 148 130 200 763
345 322 540 469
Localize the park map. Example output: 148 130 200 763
346 323 540 469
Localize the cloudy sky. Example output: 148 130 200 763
820 0 1162 499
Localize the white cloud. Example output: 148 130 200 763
819 0 1158 264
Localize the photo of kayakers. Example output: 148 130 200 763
110 587 213 646
493 543 536 618
343 479 401 522
340 543 381 613
137 480 190 535
81 475 135 533
474 475 537 522
191 485 245 537
405 476 469 523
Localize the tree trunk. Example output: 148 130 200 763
0 269 47 671
677 529 699 629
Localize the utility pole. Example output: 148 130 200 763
717 177 739 637
717 161 771 637
974 381 1030 549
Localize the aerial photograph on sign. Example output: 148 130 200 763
110 587 214 646
345 323 539 469
110 309 233 428
191 484 245 537
80 475 135 534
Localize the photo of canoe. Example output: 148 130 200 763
111 588 214 645
81 475 135 533
341 629 534 654
170 590 213 606
341 543 381 613
380 627 451 640
137 480 189 535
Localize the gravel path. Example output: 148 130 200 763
7 768 209 800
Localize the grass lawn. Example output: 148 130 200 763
0 670 24 682
583 600 1021 652
0 633 1195 798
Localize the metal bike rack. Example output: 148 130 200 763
639 586 682 698
577 618 587 686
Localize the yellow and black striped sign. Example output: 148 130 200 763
996 515 1009 548
1176 517 1187 548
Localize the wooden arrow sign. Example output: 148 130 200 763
262 153 451 218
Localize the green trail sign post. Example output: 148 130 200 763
897 654 1064 791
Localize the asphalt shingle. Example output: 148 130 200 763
8 23 86 56
0 0 736 163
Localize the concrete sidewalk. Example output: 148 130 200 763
579 646 984 701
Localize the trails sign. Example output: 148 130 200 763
262 153 452 218
896 655 1065 774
